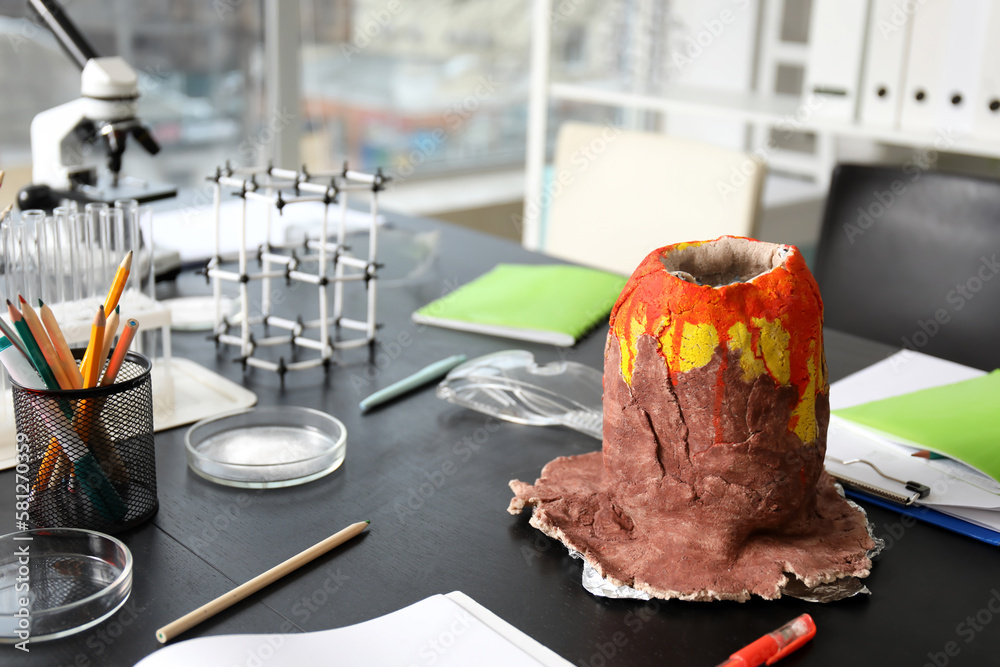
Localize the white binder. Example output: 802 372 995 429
858 0 913 128
898 0 950 133
973 0 1000 140
803 0 870 122
900 0 992 135
935 0 991 135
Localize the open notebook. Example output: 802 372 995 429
136 592 572 667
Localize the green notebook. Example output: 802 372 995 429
833 370 1000 483
413 264 627 346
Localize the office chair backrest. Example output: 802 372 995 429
538 122 765 275
814 164 1000 371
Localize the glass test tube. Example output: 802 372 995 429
114 199 141 296
3 210 44 305
53 206 81 302
84 202 109 300
101 207 125 302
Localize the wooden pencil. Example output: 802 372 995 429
99 305 120 377
99 318 139 387
104 250 132 313
79 306 106 389
0 315 32 363
18 296 72 390
38 299 84 390
6 299 60 390
80 251 132 374
155 521 370 643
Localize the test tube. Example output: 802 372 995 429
114 199 141 296
84 202 109 300
3 210 44 305
139 205 154 300
53 206 81 302
101 207 125 300
37 214 61 303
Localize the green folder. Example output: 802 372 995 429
833 370 1000 483
412 264 627 346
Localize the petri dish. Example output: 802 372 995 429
185 406 347 489
0 528 133 643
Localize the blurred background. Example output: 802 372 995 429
1 0 999 248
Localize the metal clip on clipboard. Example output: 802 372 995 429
828 457 932 506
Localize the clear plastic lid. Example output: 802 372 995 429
436 350 603 440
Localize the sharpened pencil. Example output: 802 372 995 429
39 299 84 390
99 318 138 386
155 521 370 643
0 315 32 363
99 305 120 373
19 295 71 390
81 251 132 374
79 306 106 389
6 299 60 390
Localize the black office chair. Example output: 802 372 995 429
813 164 1000 371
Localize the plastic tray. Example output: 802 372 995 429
185 406 347 488
0 528 133 643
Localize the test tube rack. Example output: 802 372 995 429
206 163 387 378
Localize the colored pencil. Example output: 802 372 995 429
6 299 60 390
155 521 370 643
104 250 132 313
100 319 139 386
0 316 32 363
99 305 120 373
38 299 84 390
80 251 132 374
0 204 11 221
18 295 72 390
79 306 106 389
34 437 63 493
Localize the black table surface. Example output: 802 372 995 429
3 214 998 667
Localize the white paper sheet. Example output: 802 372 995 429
135 592 571 667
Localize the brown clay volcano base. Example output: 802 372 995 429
509 337 875 602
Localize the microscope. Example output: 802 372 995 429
18 0 177 212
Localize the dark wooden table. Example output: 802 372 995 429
2 214 998 667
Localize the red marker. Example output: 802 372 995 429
716 614 816 667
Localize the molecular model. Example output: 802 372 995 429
205 163 388 379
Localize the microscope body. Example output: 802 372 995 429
30 56 138 191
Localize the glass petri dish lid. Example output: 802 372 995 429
0 528 133 643
185 406 347 489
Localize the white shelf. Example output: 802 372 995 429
550 81 1000 161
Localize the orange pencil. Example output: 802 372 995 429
80 251 131 374
79 306 106 389
104 250 132 313
100 319 139 387
99 306 121 377
38 299 84 390
34 437 63 493
18 296 72 390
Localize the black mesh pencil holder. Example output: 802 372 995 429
11 351 158 533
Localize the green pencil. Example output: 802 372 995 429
6 299 60 390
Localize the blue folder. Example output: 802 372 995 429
845 488 1000 547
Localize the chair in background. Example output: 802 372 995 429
813 164 1000 371
536 122 766 276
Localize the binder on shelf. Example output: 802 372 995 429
803 0 869 122
934 0 991 135
973 0 1000 140
899 0 991 135
858 0 913 129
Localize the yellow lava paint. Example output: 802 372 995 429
608 236 828 446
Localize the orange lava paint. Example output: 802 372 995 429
609 236 828 444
